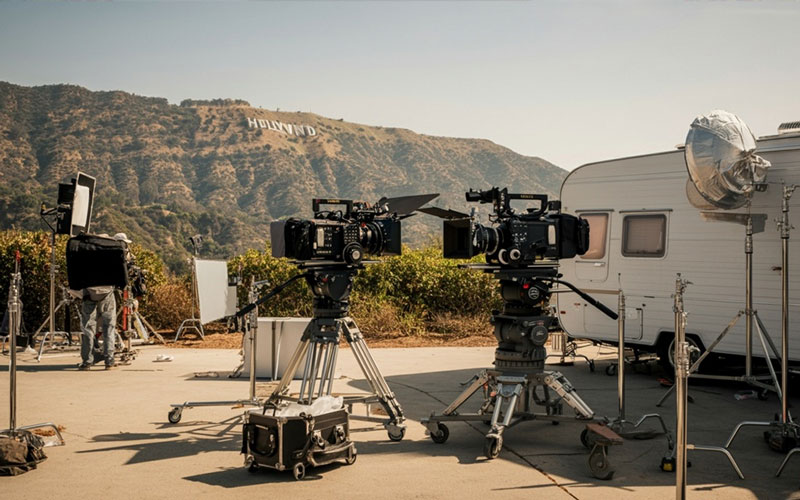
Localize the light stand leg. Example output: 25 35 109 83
165 283 266 424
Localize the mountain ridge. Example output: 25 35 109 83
0 81 566 270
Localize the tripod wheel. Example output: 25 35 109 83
484 435 502 459
589 446 615 480
387 426 406 442
430 423 449 444
167 407 182 424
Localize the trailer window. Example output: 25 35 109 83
622 214 666 257
580 214 608 260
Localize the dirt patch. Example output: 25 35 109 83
161 323 496 349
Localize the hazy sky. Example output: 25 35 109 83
1 1 799 171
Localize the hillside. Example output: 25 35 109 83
0 82 567 270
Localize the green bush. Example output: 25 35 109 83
1 230 499 338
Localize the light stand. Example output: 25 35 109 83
33 209 74 360
0 251 65 446
670 275 744 499
174 238 205 342
167 278 273 423
656 208 782 407
727 185 799 458
607 286 673 448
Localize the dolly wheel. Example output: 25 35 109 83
589 447 615 480
247 463 259 474
345 448 357 465
484 435 502 459
388 426 406 442
580 428 598 449
431 423 449 444
168 407 182 424
293 462 306 481
606 364 618 376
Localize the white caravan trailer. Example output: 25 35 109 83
556 123 800 366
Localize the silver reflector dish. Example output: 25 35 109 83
684 110 770 209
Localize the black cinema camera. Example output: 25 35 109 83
428 187 589 266
271 194 438 265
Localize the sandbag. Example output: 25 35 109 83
0 430 47 476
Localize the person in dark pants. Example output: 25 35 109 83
77 285 116 370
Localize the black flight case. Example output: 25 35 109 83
242 408 356 480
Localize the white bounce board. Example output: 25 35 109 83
194 258 236 324
241 318 311 379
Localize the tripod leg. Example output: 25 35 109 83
268 338 310 404
138 314 165 344
342 318 405 437
443 370 491 416
542 371 594 419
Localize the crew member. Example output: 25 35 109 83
77 233 131 370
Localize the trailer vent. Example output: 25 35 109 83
778 121 800 134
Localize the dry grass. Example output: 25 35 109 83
165 311 496 349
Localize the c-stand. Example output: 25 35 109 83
0 251 64 445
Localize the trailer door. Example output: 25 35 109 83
575 212 611 282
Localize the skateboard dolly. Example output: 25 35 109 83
581 422 623 480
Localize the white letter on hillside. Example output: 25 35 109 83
247 117 258 129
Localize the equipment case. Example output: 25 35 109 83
242 408 356 480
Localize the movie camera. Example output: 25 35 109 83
271 194 438 264
421 187 589 266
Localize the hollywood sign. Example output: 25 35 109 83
246 117 317 136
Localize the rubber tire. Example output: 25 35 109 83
168 408 182 424
484 435 502 459
293 462 306 481
589 447 615 480
388 426 406 442
247 463 259 474
606 364 618 376
431 423 449 444
345 449 357 465
580 428 599 450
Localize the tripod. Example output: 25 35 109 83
264 263 406 441
119 287 164 345
1 251 64 446
422 265 619 475
30 285 81 361
174 257 205 342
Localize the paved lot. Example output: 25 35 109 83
2 343 800 499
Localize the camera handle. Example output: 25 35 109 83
546 277 619 320
312 198 354 219
236 273 309 318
